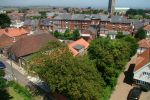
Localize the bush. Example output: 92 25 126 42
8 81 32 100
101 86 112 100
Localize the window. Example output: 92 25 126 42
142 72 150 76
73 44 85 54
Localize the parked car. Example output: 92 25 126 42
0 61 6 69
140 85 150 92
127 87 142 100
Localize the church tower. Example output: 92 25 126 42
108 0 115 15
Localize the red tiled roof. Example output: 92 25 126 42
144 25 150 31
0 34 14 48
138 39 150 48
81 30 93 35
134 48 150 71
0 29 7 35
0 28 28 37
68 38 89 56
105 24 132 31
9 33 57 57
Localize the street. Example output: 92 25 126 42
110 55 150 100
0 56 29 86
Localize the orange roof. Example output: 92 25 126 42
0 28 28 37
144 25 150 31
134 48 150 72
0 29 7 35
68 38 89 56
0 34 14 48
138 39 150 48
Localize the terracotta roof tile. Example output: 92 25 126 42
9 33 57 57
138 39 150 48
0 29 7 35
81 30 93 35
0 28 28 37
0 34 14 48
134 48 150 71
144 25 150 31
68 38 89 56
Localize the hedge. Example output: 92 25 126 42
8 81 32 100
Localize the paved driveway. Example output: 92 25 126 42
110 55 150 100
110 55 136 100
0 56 29 86
140 91 150 100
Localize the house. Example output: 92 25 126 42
104 16 133 34
53 13 106 33
23 19 39 31
39 19 53 31
8 11 24 21
0 34 14 56
137 39 150 54
107 31 117 39
129 19 145 34
10 20 24 28
81 26 97 41
144 25 150 38
25 10 40 18
68 38 89 56
133 48 150 89
0 28 28 40
8 33 57 67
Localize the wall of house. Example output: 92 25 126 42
134 62 150 84
146 30 150 38
137 47 148 54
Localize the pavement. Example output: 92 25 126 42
140 91 150 100
0 55 29 86
0 55 44 87
110 55 150 100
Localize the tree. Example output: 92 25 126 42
0 14 11 28
0 70 7 90
53 30 60 38
116 32 138 57
0 70 11 100
39 11 47 19
116 32 125 39
72 29 80 40
135 28 147 40
18 8 29 13
64 29 70 37
28 41 104 100
88 38 131 87
122 36 138 57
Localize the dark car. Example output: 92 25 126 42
0 61 6 69
127 87 142 100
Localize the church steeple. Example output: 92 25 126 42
108 0 115 15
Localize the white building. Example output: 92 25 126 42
137 39 150 54
144 25 150 38
134 49 150 89
10 20 24 28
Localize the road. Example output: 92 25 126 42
0 56 29 86
110 54 150 100
110 55 136 100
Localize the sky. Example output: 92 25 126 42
0 0 150 9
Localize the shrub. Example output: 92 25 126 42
8 81 32 100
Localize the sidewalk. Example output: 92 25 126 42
0 55 27 76
0 55 43 84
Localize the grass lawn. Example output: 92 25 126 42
8 87 24 100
